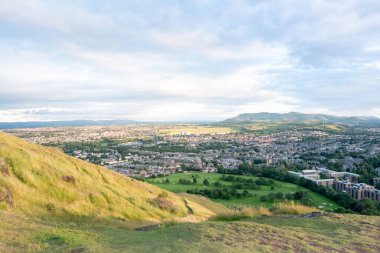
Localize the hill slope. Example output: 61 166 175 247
0 131 213 224
1 211 379 253
224 112 380 126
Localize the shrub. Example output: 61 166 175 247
46 203 56 214
178 179 192 185
275 192 283 199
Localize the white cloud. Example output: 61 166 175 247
0 1 379 121
0 1 116 35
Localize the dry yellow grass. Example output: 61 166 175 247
325 124 342 131
211 201 318 221
272 200 319 215
211 207 272 221
240 206 272 216
0 131 214 224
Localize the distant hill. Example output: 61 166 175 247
0 131 213 223
223 112 380 126
0 119 138 129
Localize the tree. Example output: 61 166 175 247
203 179 210 186
213 181 222 187
275 192 283 199
293 191 305 200
165 178 170 183
375 182 380 190
178 179 192 185
285 193 293 200
300 197 314 206
192 177 197 184
352 199 380 215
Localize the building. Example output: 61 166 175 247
301 170 320 180
312 179 335 187
287 170 334 187
316 167 359 181
334 180 380 203
366 189 380 203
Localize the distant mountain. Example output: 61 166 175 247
0 119 138 129
223 112 380 126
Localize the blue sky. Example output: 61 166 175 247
0 0 379 121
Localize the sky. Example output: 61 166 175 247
0 0 380 122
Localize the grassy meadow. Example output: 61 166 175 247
147 172 340 210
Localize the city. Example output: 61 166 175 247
6 122 380 204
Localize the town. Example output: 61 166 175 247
6 123 380 204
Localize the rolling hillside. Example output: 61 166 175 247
0 131 213 224
223 112 380 126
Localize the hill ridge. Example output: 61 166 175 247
223 112 380 125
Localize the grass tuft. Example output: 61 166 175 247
271 200 319 215
212 207 272 221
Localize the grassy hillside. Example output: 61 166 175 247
1 210 379 253
1 131 379 253
0 131 213 225
147 172 339 210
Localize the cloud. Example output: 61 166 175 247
0 43 299 121
0 0 379 121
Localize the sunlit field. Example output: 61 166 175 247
147 172 340 211
158 125 236 135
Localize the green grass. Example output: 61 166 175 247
146 172 340 211
1 211 379 253
0 131 215 224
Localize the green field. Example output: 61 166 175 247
147 172 340 210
